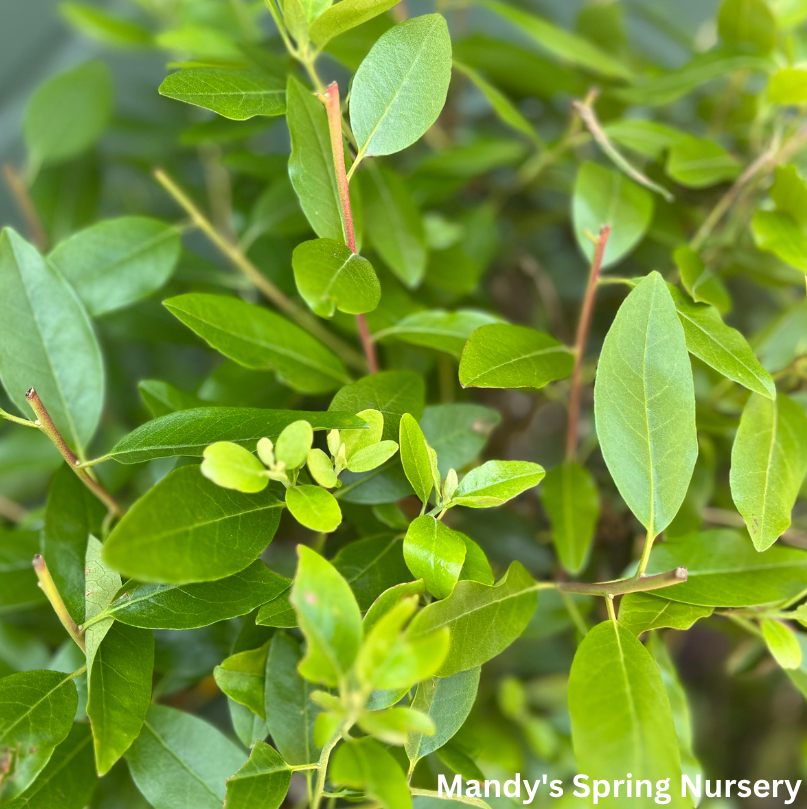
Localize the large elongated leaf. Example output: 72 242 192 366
159 68 285 120
645 529 807 606
568 621 688 808
459 324 574 389
0 229 104 456
126 705 246 809
618 593 712 635
102 466 283 584
403 516 467 599
730 393 807 550
594 272 697 536
407 561 537 676
101 562 290 629
49 217 180 317
350 15 452 158
165 294 349 395
376 310 501 358
106 408 366 464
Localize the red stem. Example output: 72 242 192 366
565 225 611 460
318 82 377 373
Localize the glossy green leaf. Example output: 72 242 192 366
376 310 501 358
730 393 807 550
645 529 807 606
101 561 289 629
399 413 434 504
224 742 292 809
102 466 283 583
291 546 362 686
275 420 315 469
360 166 427 287
458 535 493 585
594 272 697 536
333 535 410 610
61 2 152 48
159 68 285 120
666 137 740 188
106 408 365 464
364 580 425 632
138 379 206 418
331 371 425 441
540 461 600 574
770 68 807 103
215 641 270 719
201 441 268 493
406 667 480 763
668 284 775 398
718 0 776 52
308 448 339 487
404 516 467 599
331 737 411 809
408 561 538 676
0 530 44 613
572 162 654 269
673 245 730 312
83 536 121 675
165 294 349 395
293 238 380 317
285 485 342 532
126 705 246 809
311 0 400 46
347 440 399 473
752 210 807 271
49 217 180 317
350 15 452 158
618 593 713 635
87 622 153 775
452 460 545 508
25 61 112 166
761 619 802 669
358 706 434 745
568 621 687 808
0 229 104 456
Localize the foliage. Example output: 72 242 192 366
4 0 807 805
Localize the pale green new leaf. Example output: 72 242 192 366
159 68 285 120
452 460 545 508
286 485 342 532
618 593 713 635
594 272 697 536
308 448 338 487
224 742 292 809
718 0 776 52
771 165 807 228
730 393 807 551
399 413 434 504
770 68 807 103
347 441 399 472
403 516 467 599
358 706 435 745
275 420 314 469
311 0 401 46
752 210 807 271
761 619 802 669
201 441 268 493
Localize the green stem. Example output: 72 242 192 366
635 526 656 577
33 555 86 653
264 0 297 56
311 721 354 809
0 407 38 428
560 591 589 636
605 594 616 623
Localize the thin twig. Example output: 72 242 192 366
557 567 687 597
0 495 27 523
33 555 86 652
25 388 124 517
566 224 611 460
2 164 48 251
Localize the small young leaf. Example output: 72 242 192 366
347 441 399 473
761 620 802 670
673 245 730 312
224 742 292 809
331 737 412 809
214 641 270 719
359 706 435 745
403 516 467 599
619 593 713 635
308 448 339 487
201 441 268 493
718 0 776 52
399 413 434 505
285 485 342 532
452 460 545 508
275 420 314 469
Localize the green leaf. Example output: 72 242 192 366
458 535 493 585
405 668 480 763
399 413 435 504
452 460 545 508
358 706 435 745
668 284 776 399
285 485 342 532
311 0 400 46
419 404 500 478
102 466 283 584
359 166 427 287
0 229 104 456
25 61 112 166
84 536 122 675
101 561 290 629
341 408 384 458
666 136 740 188
0 530 44 613
165 293 350 395
718 0 777 52
730 393 807 550
308 448 339 487
771 165 807 228
276 420 315 469
224 742 292 809
333 535 410 610
286 75 344 243
572 162 654 269
603 119 687 160
618 593 713 635
159 68 285 120
138 379 206 418
404 516 467 599
331 737 411 809
364 580 425 633
292 239 380 317
126 705 246 809
290 546 362 686
2 723 96 809
87 622 154 775
49 217 181 317
376 310 501 358
61 2 152 48
214 641 270 719
107 408 366 464
480 0 631 79
568 621 687 808
594 272 697 536
347 441 399 473
350 15 452 158
256 589 297 628
540 461 600 574
330 371 425 441
770 68 807 103
264 633 322 764
408 561 538 676
752 210 807 271
673 245 731 312
761 620 802 669
201 441 268 493
645 529 807 606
